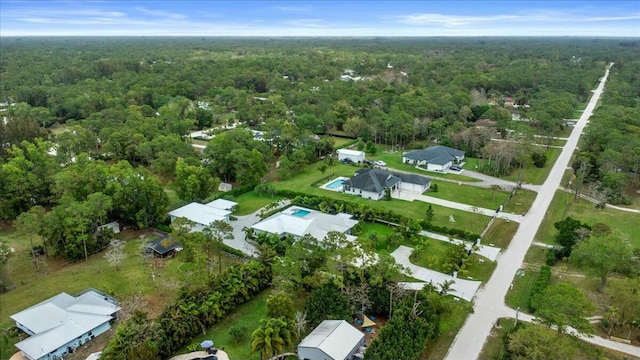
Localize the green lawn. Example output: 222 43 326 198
424 180 510 210
274 163 490 235
478 320 628 360
425 300 473 360
535 190 640 248
482 219 519 248
409 238 496 282
0 228 239 359
464 148 561 186
503 189 537 215
233 191 285 216
165 188 187 210
177 289 276 360
504 148 561 185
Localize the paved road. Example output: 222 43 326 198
392 246 482 302
445 64 614 360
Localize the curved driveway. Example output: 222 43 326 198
392 246 481 302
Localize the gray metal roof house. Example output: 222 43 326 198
343 169 431 200
402 145 465 172
11 290 120 360
298 320 365 360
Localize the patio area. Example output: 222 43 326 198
169 349 230 360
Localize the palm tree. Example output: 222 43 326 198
251 318 295 360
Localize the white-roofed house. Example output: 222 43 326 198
205 198 238 212
337 149 365 164
168 202 232 232
297 320 365 360
251 207 359 242
11 290 119 360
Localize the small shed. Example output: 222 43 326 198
337 149 365 163
146 236 181 258
97 221 120 234
218 182 232 192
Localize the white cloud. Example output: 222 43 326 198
395 10 640 27
134 6 186 19
397 13 520 26
281 18 329 28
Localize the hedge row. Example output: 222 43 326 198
100 260 272 360
528 264 552 312
274 189 480 241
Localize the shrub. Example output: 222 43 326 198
528 265 552 312
228 324 248 344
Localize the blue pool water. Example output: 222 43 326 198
326 179 346 189
291 209 311 217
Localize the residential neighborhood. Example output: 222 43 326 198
1 14 639 360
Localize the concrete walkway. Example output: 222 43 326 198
392 246 482 302
445 64 616 360
421 230 501 262
395 189 524 223
225 200 290 257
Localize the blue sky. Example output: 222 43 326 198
1 1 638 37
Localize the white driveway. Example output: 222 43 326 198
445 64 614 360
392 246 482 302
224 200 290 257
421 230 501 262
395 189 523 223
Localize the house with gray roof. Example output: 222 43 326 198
11 290 120 360
297 320 365 360
402 145 465 172
343 169 430 200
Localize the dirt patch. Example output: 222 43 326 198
65 329 114 360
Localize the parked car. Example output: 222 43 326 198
374 160 387 167
340 158 353 164
450 165 462 171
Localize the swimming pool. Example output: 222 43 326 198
325 179 346 189
291 209 311 217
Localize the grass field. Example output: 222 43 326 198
0 228 239 359
425 300 473 360
535 190 640 248
176 288 281 360
233 191 285 216
478 320 628 360
505 147 561 185
464 148 561 186
482 219 519 248
273 162 490 234
425 181 511 211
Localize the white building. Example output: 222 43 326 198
11 290 119 360
337 149 365 163
168 199 238 231
298 320 365 360
251 207 358 241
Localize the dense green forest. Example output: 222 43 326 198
1 37 639 360
1 37 638 238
